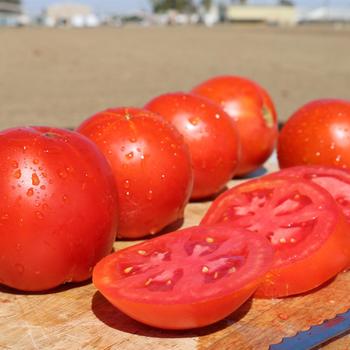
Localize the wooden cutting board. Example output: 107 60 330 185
2 157 350 350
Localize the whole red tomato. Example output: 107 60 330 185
192 75 278 176
77 107 193 239
0 127 118 292
278 99 350 169
145 92 239 199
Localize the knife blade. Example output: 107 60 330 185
269 309 350 350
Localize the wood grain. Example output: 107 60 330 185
2 157 350 350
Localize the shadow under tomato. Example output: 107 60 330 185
91 291 252 338
190 186 230 204
235 166 268 180
116 218 185 243
0 278 92 296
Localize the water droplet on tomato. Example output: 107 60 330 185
335 155 342 162
107 149 113 155
215 113 221 119
40 185 46 190
13 169 21 179
160 174 166 179
1 213 9 221
11 160 19 169
26 188 34 197
189 117 200 126
57 169 68 179
62 194 68 202
129 137 137 143
140 154 145 160
315 152 321 157
42 203 49 210
125 191 130 196
33 159 39 165
123 180 130 189
35 211 44 219
147 190 153 201
32 173 40 186
125 152 134 159
15 264 24 274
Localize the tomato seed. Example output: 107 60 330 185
202 266 209 273
123 267 133 274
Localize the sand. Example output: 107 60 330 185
0 24 349 130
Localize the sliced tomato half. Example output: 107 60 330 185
93 224 273 329
201 177 350 298
267 165 350 223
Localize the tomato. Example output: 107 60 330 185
191 75 278 176
278 99 350 169
145 92 239 199
267 165 350 223
93 224 273 329
0 127 118 292
201 177 350 297
77 107 193 239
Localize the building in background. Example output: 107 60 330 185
226 4 297 26
44 3 99 27
0 0 22 25
299 6 350 23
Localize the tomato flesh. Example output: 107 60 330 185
201 177 350 297
93 224 273 329
268 165 350 224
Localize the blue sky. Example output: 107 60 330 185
23 0 151 15
23 0 350 15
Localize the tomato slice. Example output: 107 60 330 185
268 165 350 223
201 177 350 298
93 224 273 329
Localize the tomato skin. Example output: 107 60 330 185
93 224 273 329
257 209 350 297
201 177 350 298
0 127 118 291
145 92 239 199
191 75 278 176
278 99 350 169
77 107 193 239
